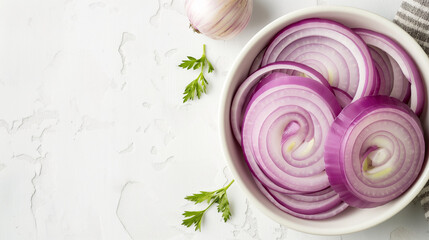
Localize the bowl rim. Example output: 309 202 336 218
218 5 429 235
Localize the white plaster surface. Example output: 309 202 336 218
0 0 428 239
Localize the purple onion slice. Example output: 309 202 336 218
254 179 348 220
242 76 341 193
262 18 376 102
324 96 425 208
354 28 425 115
231 61 331 144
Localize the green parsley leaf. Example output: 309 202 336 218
207 60 214 73
181 180 234 231
182 210 205 231
217 192 231 222
179 44 214 103
185 190 216 204
179 57 197 70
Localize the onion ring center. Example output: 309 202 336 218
361 141 394 180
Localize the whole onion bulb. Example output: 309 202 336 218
185 0 253 40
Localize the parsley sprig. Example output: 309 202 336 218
179 44 214 103
182 180 234 231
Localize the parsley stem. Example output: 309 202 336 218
204 198 216 212
179 44 213 102
201 45 206 73
202 180 234 212
202 44 207 58
224 180 235 191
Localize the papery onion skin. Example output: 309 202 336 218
324 96 425 208
185 0 253 40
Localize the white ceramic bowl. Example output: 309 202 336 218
219 6 429 235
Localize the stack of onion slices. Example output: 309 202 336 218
231 18 426 219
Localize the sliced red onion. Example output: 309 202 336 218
249 47 266 74
268 188 343 215
366 46 411 103
254 72 287 92
369 46 394 96
388 55 411 103
241 72 287 118
324 96 425 208
242 76 341 193
231 61 331 143
254 179 349 219
286 187 337 202
230 18 426 219
332 87 353 108
354 28 425 116
262 18 375 101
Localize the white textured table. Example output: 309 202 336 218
0 0 428 239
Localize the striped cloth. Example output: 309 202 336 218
394 0 429 54
394 0 429 220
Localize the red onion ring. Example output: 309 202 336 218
254 180 349 220
388 55 411 103
324 96 425 208
369 46 394 96
231 61 331 144
332 87 353 108
268 188 343 215
354 28 425 115
242 76 341 193
261 18 376 102
249 47 266 75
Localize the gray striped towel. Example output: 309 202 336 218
394 0 429 54
394 0 429 220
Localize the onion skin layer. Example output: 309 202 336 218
185 0 253 40
324 96 425 208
